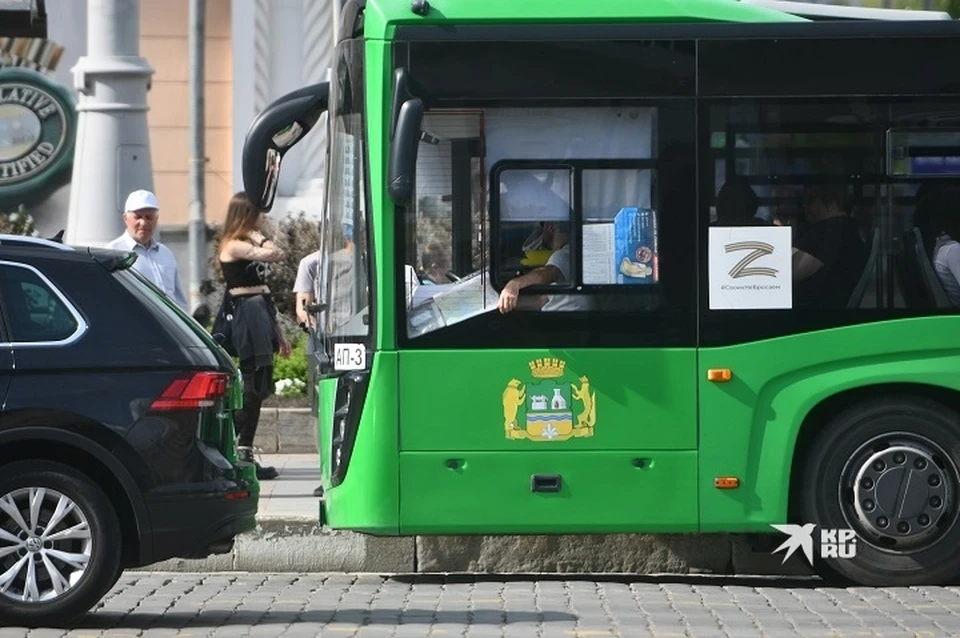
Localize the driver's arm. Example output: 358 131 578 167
498 264 563 314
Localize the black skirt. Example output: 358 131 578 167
214 292 279 368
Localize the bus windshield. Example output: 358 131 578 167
320 38 370 341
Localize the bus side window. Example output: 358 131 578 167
404 112 491 335
706 102 960 314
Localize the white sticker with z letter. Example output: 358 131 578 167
334 343 366 371
708 226 792 310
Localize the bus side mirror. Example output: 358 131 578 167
242 82 330 212
387 98 424 207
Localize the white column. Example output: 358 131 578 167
231 0 256 195
253 0 272 114
295 0 334 196
268 0 304 198
65 0 154 247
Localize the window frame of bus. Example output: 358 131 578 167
318 35 376 376
695 28 960 348
489 158 663 298
391 36 700 349
397 144 696 348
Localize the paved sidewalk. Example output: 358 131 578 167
255 453 323 521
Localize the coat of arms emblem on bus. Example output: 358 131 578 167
501 358 596 441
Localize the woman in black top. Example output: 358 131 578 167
216 192 291 480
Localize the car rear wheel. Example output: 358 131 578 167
0 461 122 626
799 396 960 586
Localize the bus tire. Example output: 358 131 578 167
799 395 960 586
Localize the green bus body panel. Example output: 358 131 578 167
698 317 960 533
319 353 400 534
398 350 697 451
398 451 699 534
318 377 335 485
363 0 805 39
367 40 396 352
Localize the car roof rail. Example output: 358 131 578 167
740 0 953 21
0 233 74 251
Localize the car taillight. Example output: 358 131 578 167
151 371 229 411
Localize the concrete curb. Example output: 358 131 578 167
137 440 815 576
138 517 814 577
140 514 417 574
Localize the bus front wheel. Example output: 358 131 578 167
799 395 960 586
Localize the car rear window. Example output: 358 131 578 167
113 268 220 352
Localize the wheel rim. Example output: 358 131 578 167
0 487 92 603
840 432 959 552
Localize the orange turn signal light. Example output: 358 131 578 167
715 477 740 489
707 368 732 382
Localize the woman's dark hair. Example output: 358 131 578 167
214 191 263 280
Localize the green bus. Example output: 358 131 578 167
241 0 960 586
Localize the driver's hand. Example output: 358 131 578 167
498 281 520 314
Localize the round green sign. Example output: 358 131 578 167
0 67 76 209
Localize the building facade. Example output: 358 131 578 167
19 0 335 290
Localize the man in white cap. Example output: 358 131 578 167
106 189 188 311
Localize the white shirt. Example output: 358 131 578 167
541 243 593 312
106 232 188 310
934 236 960 307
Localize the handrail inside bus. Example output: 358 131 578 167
740 0 952 21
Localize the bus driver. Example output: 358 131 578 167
497 221 592 314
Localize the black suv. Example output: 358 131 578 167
0 234 258 625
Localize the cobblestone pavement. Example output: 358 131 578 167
5 573 960 637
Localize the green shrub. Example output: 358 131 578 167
273 336 308 386
263 211 322 319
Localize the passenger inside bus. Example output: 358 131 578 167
915 182 960 260
791 184 867 308
497 221 592 314
328 219 361 332
714 176 767 226
930 187 960 307
419 241 451 284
